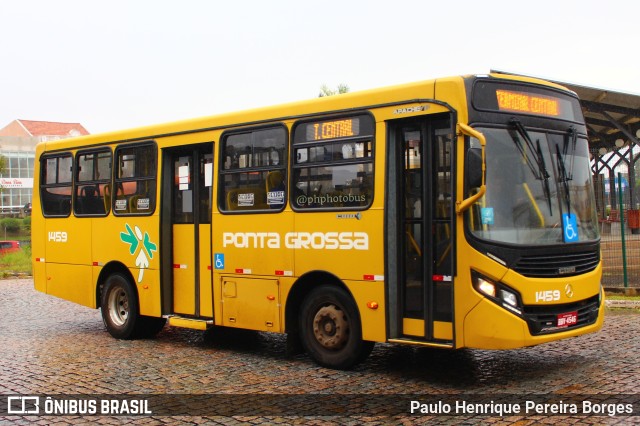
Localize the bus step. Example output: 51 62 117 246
387 338 453 349
168 316 212 330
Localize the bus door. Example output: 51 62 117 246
387 115 454 345
161 143 214 318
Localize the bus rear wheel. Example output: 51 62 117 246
101 273 141 339
299 285 374 370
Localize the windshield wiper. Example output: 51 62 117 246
556 127 577 215
536 139 553 216
556 144 572 215
510 119 553 215
509 120 541 179
562 126 577 180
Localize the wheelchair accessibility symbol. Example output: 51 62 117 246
214 253 225 270
562 213 579 243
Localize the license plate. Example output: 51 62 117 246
557 311 578 328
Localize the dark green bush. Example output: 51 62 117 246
0 218 21 233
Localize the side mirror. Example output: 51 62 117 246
456 123 486 214
466 148 483 189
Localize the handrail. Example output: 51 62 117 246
522 182 545 226
456 123 486 214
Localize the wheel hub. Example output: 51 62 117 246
312 304 349 350
108 288 129 327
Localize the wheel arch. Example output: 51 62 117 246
284 270 356 334
95 261 137 309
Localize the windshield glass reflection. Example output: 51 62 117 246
468 127 599 245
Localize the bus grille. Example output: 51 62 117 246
522 295 601 336
513 249 600 278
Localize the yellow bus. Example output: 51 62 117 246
32 73 604 369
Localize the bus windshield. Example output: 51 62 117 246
469 126 599 245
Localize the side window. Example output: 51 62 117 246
292 114 374 210
74 149 112 216
219 126 287 212
113 143 157 215
40 153 73 217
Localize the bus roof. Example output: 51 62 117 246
38 74 570 152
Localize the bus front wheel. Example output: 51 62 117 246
299 285 374 370
101 273 140 340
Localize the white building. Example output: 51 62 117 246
0 120 89 214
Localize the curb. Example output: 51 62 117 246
604 287 639 296
605 300 640 309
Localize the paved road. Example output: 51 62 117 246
1 279 638 425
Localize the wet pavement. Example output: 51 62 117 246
0 279 639 425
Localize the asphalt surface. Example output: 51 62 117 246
1 279 639 425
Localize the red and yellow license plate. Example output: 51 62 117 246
557 311 578 328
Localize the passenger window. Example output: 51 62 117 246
40 154 73 217
113 143 157 215
74 149 112 216
292 114 374 210
219 126 287 212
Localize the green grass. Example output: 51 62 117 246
0 247 32 277
606 294 640 300
0 216 32 278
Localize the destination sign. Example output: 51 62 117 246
306 118 360 141
496 90 561 117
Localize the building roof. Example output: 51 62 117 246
552 83 640 153
17 119 89 137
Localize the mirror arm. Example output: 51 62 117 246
456 123 486 214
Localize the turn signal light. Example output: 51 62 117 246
367 301 379 310
477 278 496 297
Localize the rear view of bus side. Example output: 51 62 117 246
32 73 604 369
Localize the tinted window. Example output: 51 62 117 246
220 126 287 212
113 143 157 215
74 149 112 216
40 154 73 217
292 114 374 210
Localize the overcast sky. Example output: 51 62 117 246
1 0 638 134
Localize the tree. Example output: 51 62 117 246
318 83 350 97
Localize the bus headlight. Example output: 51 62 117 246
499 289 522 314
500 289 518 307
472 271 497 297
472 271 522 315
476 277 496 297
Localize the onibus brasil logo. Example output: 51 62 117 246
120 224 157 283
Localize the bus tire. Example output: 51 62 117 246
101 273 140 340
299 285 374 370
